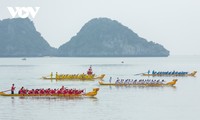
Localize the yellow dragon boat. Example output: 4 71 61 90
0 88 99 97
142 71 197 77
99 79 178 87
43 66 105 80
42 73 105 80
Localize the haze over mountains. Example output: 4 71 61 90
0 18 169 57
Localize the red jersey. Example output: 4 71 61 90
11 86 15 91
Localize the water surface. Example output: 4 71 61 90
0 56 199 120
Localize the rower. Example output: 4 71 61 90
120 79 124 84
125 79 130 84
127 79 131 84
56 72 58 79
87 65 93 75
109 77 112 83
40 89 44 94
35 89 39 94
148 70 150 75
28 89 33 94
151 80 154 84
161 79 165 84
18 87 24 94
50 89 55 94
131 79 135 84
61 86 64 89
133 80 137 84
11 84 15 94
115 79 120 84
50 72 53 79
157 80 160 84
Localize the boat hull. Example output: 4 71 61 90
99 79 177 87
142 71 197 77
0 88 99 97
42 74 105 80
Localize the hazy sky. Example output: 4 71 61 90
0 0 200 55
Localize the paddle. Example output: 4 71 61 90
0 89 11 93
134 72 147 76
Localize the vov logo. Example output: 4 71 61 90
7 7 40 18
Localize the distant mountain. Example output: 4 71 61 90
58 18 169 57
0 18 56 57
0 17 170 57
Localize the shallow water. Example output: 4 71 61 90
0 56 199 120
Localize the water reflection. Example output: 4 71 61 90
17 96 98 101
11 97 15 107
0 57 199 120
42 79 96 82
106 85 177 90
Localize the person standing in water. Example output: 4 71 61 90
11 84 15 94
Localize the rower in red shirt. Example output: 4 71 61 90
57 89 61 94
28 89 33 94
87 66 93 75
61 86 65 90
35 89 39 94
50 89 55 94
11 84 15 94
40 89 45 94
18 87 24 94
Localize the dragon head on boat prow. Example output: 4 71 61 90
166 79 178 86
84 88 99 97
190 71 197 77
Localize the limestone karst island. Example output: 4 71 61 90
0 18 169 57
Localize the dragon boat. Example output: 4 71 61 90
42 66 105 80
42 73 105 80
142 71 197 77
0 88 99 97
99 79 178 87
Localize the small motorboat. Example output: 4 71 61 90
22 58 26 60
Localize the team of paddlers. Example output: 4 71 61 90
55 73 95 79
115 78 166 84
54 66 95 79
148 70 188 75
17 86 85 95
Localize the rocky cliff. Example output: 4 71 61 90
0 18 56 57
58 18 169 57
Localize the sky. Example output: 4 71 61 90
0 0 200 55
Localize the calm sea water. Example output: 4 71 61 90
0 56 199 120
